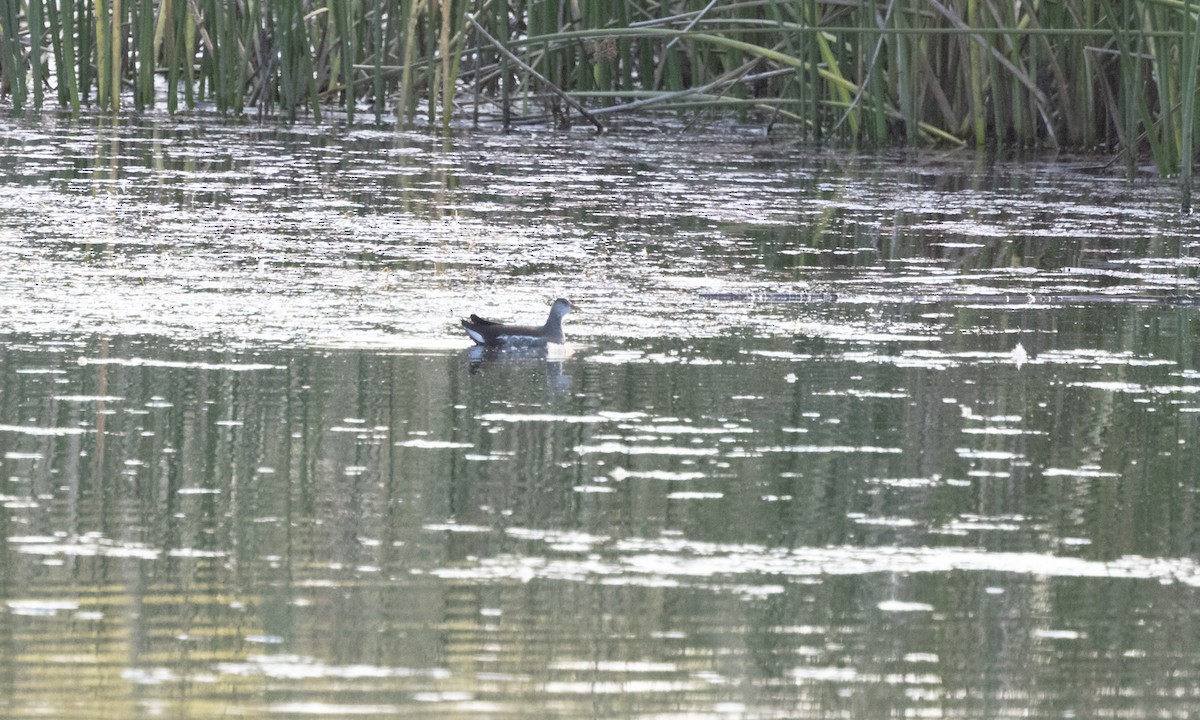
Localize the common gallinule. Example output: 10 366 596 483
461 298 578 347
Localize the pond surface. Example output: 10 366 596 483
1 114 1199 719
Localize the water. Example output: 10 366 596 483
1 114 1200 718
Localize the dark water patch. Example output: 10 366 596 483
0 327 1195 716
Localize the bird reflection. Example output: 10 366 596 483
464 345 574 391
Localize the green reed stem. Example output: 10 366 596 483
47 0 79 112
110 0 122 110
1181 0 1198 209
371 0 384 122
335 0 354 123
29 0 46 109
397 0 422 125
0 0 25 111
93 0 110 109
134 0 154 109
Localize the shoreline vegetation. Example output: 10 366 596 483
0 2 1197 179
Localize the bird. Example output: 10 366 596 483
461 298 578 347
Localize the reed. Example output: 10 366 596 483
0 0 1195 182
1176 0 1200 209
0 0 25 111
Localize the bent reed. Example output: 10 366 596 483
0 1 1196 171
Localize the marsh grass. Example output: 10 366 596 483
0 0 1197 176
